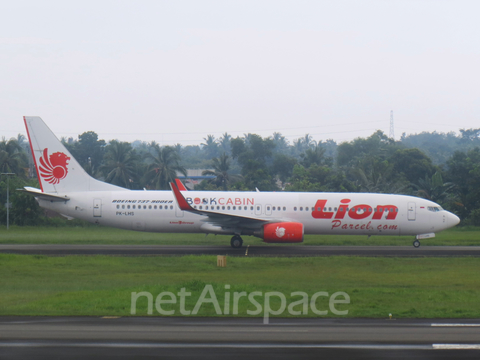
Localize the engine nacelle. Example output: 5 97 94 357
256 222 304 243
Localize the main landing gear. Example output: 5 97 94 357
413 239 420 248
231 235 243 248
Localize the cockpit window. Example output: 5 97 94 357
427 206 442 212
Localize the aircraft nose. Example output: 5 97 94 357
448 212 460 226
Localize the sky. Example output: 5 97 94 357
1 0 479 146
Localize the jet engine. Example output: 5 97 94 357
254 222 304 243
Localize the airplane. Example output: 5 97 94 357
21 116 460 248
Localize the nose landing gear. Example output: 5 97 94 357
230 235 243 248
413 239 420 248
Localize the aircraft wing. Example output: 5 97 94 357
19 187 70 201
169 182 273 231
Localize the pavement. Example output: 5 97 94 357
2 244 480 257
1 317 480 359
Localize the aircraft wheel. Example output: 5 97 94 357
413 239 420 248
231 235 243 248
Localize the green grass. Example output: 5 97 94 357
1 254 480 318
0 225 479 246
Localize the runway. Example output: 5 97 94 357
1 317 480 359
2 244 480 257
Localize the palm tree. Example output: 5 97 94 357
100 141 139 189
353 167 407 194
219 133 232 155
0 137 27 176
300 145 326 168
202 153 241 190
243 133 254 146
144 144 187 190
270 132 289 154
201 135 219 159
301 133 316 149
415 171 455 204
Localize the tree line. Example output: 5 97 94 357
1 128 480 226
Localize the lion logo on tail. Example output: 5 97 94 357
39 148 70 184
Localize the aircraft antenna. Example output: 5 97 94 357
389 110 395 140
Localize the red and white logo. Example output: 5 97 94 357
39 148 70 184
275 227 286 238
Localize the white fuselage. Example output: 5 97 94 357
38 190 457 237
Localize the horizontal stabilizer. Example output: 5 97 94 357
19 187 70 201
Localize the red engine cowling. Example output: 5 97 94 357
261 222 304 243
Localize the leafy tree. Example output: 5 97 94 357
231 135 277 190
272 153 298 187
389 148 436 185
445 148 480 222
73 131 106 174
0 137 28 177
285 164 356 193
337 130 397 168
459 128 480 142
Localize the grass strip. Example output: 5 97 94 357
1 254 480 318
0 225 479 246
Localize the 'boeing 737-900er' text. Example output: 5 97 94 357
21 117 460 248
